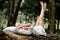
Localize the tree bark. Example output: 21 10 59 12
7 0 15 26
0 30 46 40
12 0 22 25
7 0 22 26
0 30 33 40
49 0 56 34
0 30 58 40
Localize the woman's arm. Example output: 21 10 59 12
22 23 31 27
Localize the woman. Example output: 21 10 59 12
3 22 33 35
3 1 47 36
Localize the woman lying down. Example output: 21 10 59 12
3 22 33 35
3 1 47 36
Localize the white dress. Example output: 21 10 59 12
3 26 32 35
17 28 32 35
3 26 47 36
32 25 47 36
3 26 17 32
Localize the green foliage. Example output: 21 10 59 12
20 0 41 22
0 0 60 32
56 0 60 3
21 0 40 13
0 0 8 10
0 25 4 30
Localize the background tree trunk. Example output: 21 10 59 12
7 0 22 26
49 0 56 34
7 0 15 26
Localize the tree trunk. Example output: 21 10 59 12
7 0 15 26
49 0 56 34
13 0 22 24
7 0 22 26
0 30 58 40
0 30 33 40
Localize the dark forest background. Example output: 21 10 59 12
0 0 60 34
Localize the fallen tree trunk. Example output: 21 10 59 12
0 30 59 40
0 30 33 40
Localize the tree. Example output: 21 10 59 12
49 0 56 34
7 0 22 26
7 0 15 26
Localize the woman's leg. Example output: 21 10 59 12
33 1 47 36
35 1 47 26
